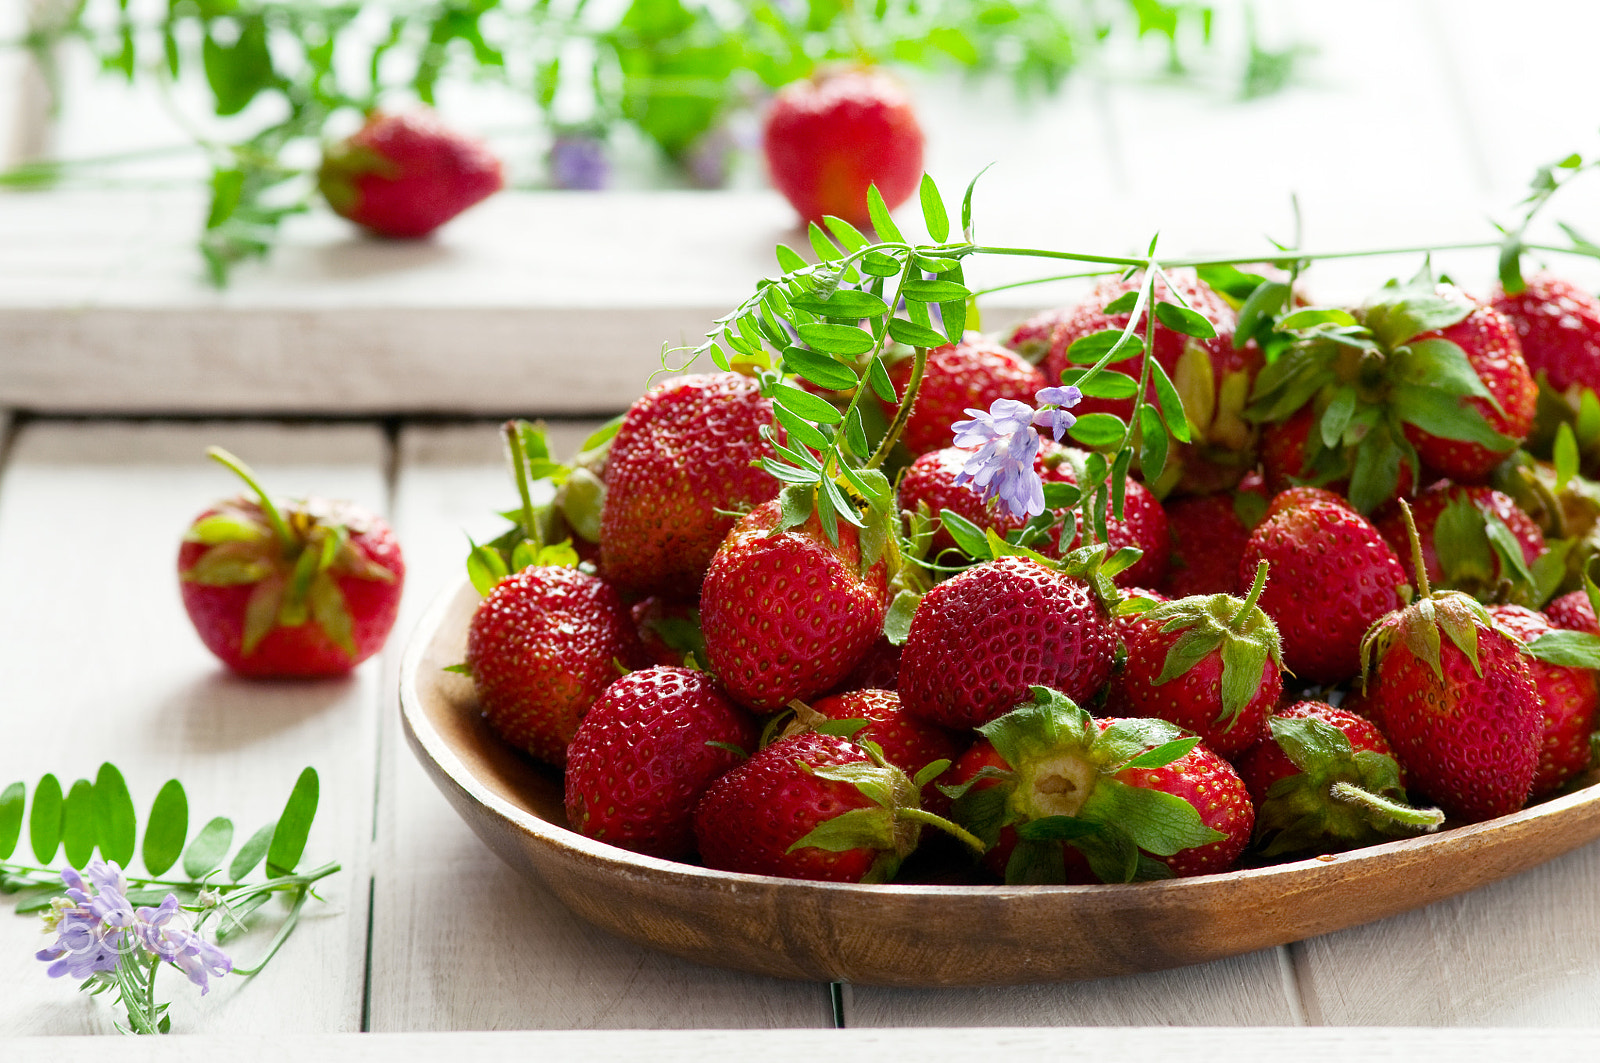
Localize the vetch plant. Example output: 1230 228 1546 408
0 765 336 1034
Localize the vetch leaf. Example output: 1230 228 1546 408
919 174 950 242
266 767 319 877
773 404 832 451
796 322 876 356
784 347 860 391
901 279 971 302
1278 307 1358 330
808 222 842 262
1154 301 1217 339
1526 630 1600 668
1556 422 1579 492
1150 359 1192 443
773 383 844 425
93 763 138 868
142 780 188 877
30 773 62 864
1067 330 1144 365
867 185 903 244
939 509 993 559
1061 369 1138 400
822 215 870 252
62 779 97 869
230 822 275 881
1068 412 1125 449
184 816 234 879
1103 291 1141 315
887 318 950 349
867 356 897 402
788 289 889 319
0 781 22 861
1138 404 1169 484
775 243 808 273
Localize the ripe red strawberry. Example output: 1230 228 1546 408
1020 271 1258 492
1360 505 1541 822
1234 700 1442 856
630 597 705 668
465 566 645 765
899 555 1115 729
1371 481 1545 601
762 67 924 228
564 666 757 859
1041 446 1169 587
178 448 403 678
944 689 1253 882
1240 500 1407 684
885 338 1046 456
599 372 782 598
317 110 503 238
1545 589 1600 634
1491 273 1600 398
693 731 964 882
700 499 886 711
1161 473 1269 597
1105 561 1282 757
810 688 965 811
829 637 902 694
898 446 1030 555
1265 484 1353 520
1488 604 1599 797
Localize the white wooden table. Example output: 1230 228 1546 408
5 0 1600 1056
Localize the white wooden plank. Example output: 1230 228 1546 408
844 950 1301 1027
366 422 834 1031
1292 839 1600 1026
6 1025 1600 1063
0 420 387 1036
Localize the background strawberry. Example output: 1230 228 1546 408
178 447 404 678
1491 272 1600 456
465 565 644 765
1545 589 1600 634
1372 481 1545 602
1488 604 1599 797
317 109 503 238
810 688 965 812
564 666 757 859
762 67 923 227
1161 473 1268 597
599 372 782 598
884 337 1046 456
700 499 887 711
898 446 1031 556
1042 445 1170 587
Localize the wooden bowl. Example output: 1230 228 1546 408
400 580 1600 987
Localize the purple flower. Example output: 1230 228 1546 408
951 398 1045 519
1032 385 1083 441
135 896 232 995
549 134 609 191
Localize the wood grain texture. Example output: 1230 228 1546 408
367 423 833 1031
0 422 387 1035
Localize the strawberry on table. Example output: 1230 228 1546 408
178 447 403 678
700 498 887 711
944 687 1253 883
599 372 783 598
318 109 503 238
564 666 757 860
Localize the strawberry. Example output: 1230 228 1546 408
178 448 403 678
829 637 902 693
1240 499 1407 684
1160 473 1269 597
465 565 644 765
1041 445 1169 587
1359 503 1541 822
810 688 965 811
1371 481 1545 602
1234 700 1442 856
317 110 503 238
693 731 973 882
898 555 1115 729
885 337 1046 456
1545 589 1600 634
599 372 782 598
630 597 706 668
944 688 1253 882
563 666 757 859
1491 273 1600 453
1488 604 1599 797
699 499 886 711
1264 484 1353 520
1104 561 1283 757
1022 271 1258 493
1247 279 1533 510
762 67 924 228
898 446 1030 556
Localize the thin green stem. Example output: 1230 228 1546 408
207 446 295 550
1231 559 1270 628
502 421 541 549
897 807 987 856
229 884 311 976
1399 499 1431 599
144 952 160 1030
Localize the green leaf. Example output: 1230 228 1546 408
62 779 97 869
939 509 993 559
266 767 319 878
775 243 808 273
1279 307 1358 330
1102 291 1141 315
901 279 971 303
1526 630 1600 668
1397 338 1496 406
773 404 832 451
866 356 897 402
843 406 871 460
184 816 234 879
808 222 842 262
467 539 509 597
1363 288 1474 348
1068 412 1125 449
1555 422 1579 492
1077 778 1225 857
1270 716 1354 774
883 589 922 646
1067 329 1144 365
202 15 275 117
142 780 188 877
788 289 889 319
887 317 950 349
790 806 896 853
92 763 138 868
860 251 902 277
1041 481 1082 509
230 822 274 881
1138 404 1169 485
784 347 860 391
867 185 903 244
1219 635 1271 723
1149 358 1191 444
1234 281 1291 349
1388 384 1514 450
959 164 992 239
0 781 22 861
919 174 950 242
1320 386 1358 448
822 215 870 252
796 322 876 356
773 383 845 425
30 773 62 864
1061 369 1137 400
1154 300 1217 339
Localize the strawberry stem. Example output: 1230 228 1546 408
1230 562 1270 630
502 421 543 550
867 338 927 468
1399 498 1432 599
207 446 294 550
897 807 987 856
1328 781 1445 830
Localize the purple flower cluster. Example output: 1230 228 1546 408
37 861 232 994
951 385 1084 519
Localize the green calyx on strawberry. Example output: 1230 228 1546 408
1372 481 1556 607
1106 560 1284 757
1246 272 1530 512
179 447 403 676
944 687 1228 884
466 418 612 594
1239 704 1443 858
